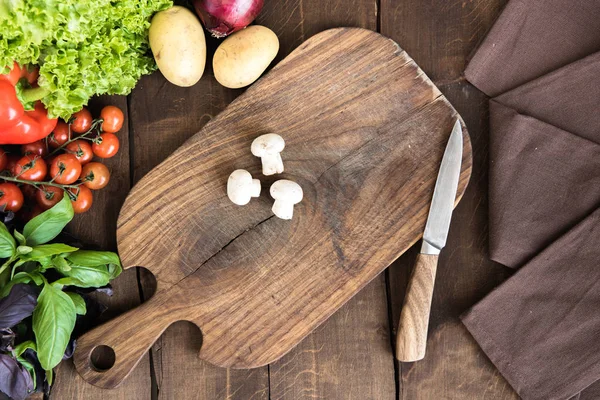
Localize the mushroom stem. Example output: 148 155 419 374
272 199 294 220
250 179 261 197
261 153 284 176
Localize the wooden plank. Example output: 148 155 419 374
381 0 520 398
261 2 396 399
52 96 152 399
127 42 268 398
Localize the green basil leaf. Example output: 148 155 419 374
52 277 87 288
16 245 33 255
17 357 37 390
14 230 26 246
55 263 112 288
32 282 76 370
0 222 16 259
65 292 86 315
23 197 74 246
21 244 78 262
66 250 122 279
13 340 36 358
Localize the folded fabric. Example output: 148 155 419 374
488 101 600 267
462 207 600 400
465 0 600 96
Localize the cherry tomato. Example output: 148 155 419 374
0 149 7 171
68 185 93 214
20 203 43 221
92 133 119 159
35 185 64 210
5 154 20 173
49 121 71 148
0 183 24 212
13 155 47 182
80 162 110 190
100 106 124 133
66 140 94 165
71 108 93 134
20 184 37 199
21 140 48 157
49 154 81 185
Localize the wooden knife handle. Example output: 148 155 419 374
73 292 182 389
395 253 439 362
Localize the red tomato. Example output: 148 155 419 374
13 155 47 182
80 162 110 190
35 185 64 210
100 106 124 133
66 140 94 165
5 154 20 173
21 140 48 157
49 121 71 149
49 154 81 185
92 133 119 159
0 183 24 212
0 149 7 171
20 184 37 199
71 108 93 134
68 185 93 213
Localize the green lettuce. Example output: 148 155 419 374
0 0 172 119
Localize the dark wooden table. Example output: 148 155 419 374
49 0 521 398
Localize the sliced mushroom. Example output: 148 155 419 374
227 169 261 205
270 179 303 220
251 133 285 176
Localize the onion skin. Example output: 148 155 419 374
193 0 264 38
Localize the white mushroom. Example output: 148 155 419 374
251 134 285 176
270 180 303 220
227 169 261 205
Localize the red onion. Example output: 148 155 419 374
193 0 264 38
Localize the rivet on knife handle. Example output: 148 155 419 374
396 253 438 361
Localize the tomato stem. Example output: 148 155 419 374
47 118 103 157
0 175 80 190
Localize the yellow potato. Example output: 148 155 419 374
149 6 206 87
213 26 279 89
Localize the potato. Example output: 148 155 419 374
213 26 279 89
149 6 206 87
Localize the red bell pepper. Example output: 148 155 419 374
0 62 57 145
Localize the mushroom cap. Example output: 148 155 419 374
227 169 255 204
251 133 285 157
270 179 303 204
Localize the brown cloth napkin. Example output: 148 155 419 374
460 0 600 399
465 0 600 96
462 207 600 400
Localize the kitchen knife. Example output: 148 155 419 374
396 119 463 362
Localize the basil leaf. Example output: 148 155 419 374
0 284 37 329
12 340 36 358
65 293 86 315
13 230 26 246
0 222 16 259
0 353 34 400
0 272 44 298
32 282 76 371
23 197 74 246
21 244 78 262
15 357 36 391
66 250 122 279
55 264 112 288
52 277 87 288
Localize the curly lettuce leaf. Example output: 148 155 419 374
0 0 172 119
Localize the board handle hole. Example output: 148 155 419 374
90 345 116 372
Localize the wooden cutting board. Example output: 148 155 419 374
74 27 472 388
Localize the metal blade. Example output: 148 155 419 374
421 120 463 255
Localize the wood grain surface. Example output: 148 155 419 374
396 253 438 362
49 1 528 399
72 27 472 389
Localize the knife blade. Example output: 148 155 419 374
396 119 463 362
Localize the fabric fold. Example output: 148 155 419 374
465 0 600 96
488 100 600 267
462 207 600 400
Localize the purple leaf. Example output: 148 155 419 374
0 285 38 329
0 353 34 400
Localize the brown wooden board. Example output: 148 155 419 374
381 0 519 398
72 28 472 389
